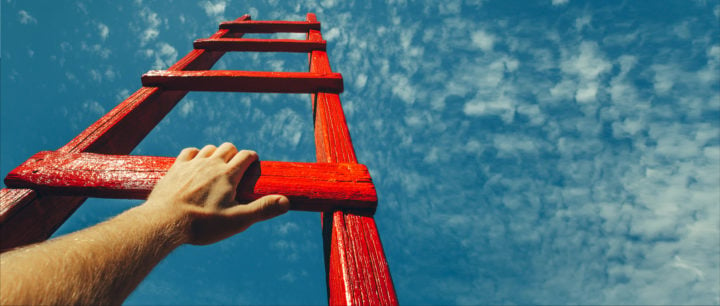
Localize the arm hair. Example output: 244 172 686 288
0 204 186 305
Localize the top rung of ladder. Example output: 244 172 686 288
220 20 321 33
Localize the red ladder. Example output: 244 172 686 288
0 13 398 305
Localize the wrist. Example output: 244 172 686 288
131 202 191 247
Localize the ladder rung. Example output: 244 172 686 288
219 21 320 33
141 70 343 93
4 151 377 213
194 38 326 52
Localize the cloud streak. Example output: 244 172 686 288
18 10 37 24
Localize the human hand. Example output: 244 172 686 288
145 143 290 245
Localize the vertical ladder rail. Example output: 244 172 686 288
0 15 252 251
306 13 398 305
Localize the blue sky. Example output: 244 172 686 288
2 0 719 305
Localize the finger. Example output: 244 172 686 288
227 150 258 182
176 147 199 162
197 144 217 158
213 142 238 162
227 195 290 225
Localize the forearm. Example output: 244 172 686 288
0 202 187 305
0 143 289 304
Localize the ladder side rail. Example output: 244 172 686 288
0 192 86 252
306 13 398 306
0 15 252 251
0 189 36 223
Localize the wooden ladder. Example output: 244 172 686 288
0 13 398 305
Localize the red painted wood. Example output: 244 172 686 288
0 188 36 223
220 20 320 33
5 151 377 213
194 38 326 52
61 14 252 155
306 13 398 306
141 70 344 93
1 194 85 252
0 15 253 251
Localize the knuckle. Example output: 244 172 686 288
178 147 200 160
239 150 258 159
217 143 238 158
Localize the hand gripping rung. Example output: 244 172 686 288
4 151 377 213
194 38 326 52
141 70 344 93
219 20 320 33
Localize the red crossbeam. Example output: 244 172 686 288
194 38 326 52
220 20 320 33
4 151 377 213
141 70 343 93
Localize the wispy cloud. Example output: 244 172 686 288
471 29 496 52
138 7 162 46
145 42 178 69
80 41 111 59
199 0 227 21
97 23 109 41
18 10 37 24
330 2 720 304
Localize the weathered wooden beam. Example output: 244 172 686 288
141 70 344 93
220 20 320 33
306 13 398 306
5 151 377 213
0 188 36 224
194 38 326 52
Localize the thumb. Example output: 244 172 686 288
236 195 290 224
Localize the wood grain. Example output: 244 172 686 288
5 151 377 213
0 188 36 224
306 13 398 306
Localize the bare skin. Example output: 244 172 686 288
0 143 289 305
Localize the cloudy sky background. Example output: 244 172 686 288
2 0 719 304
